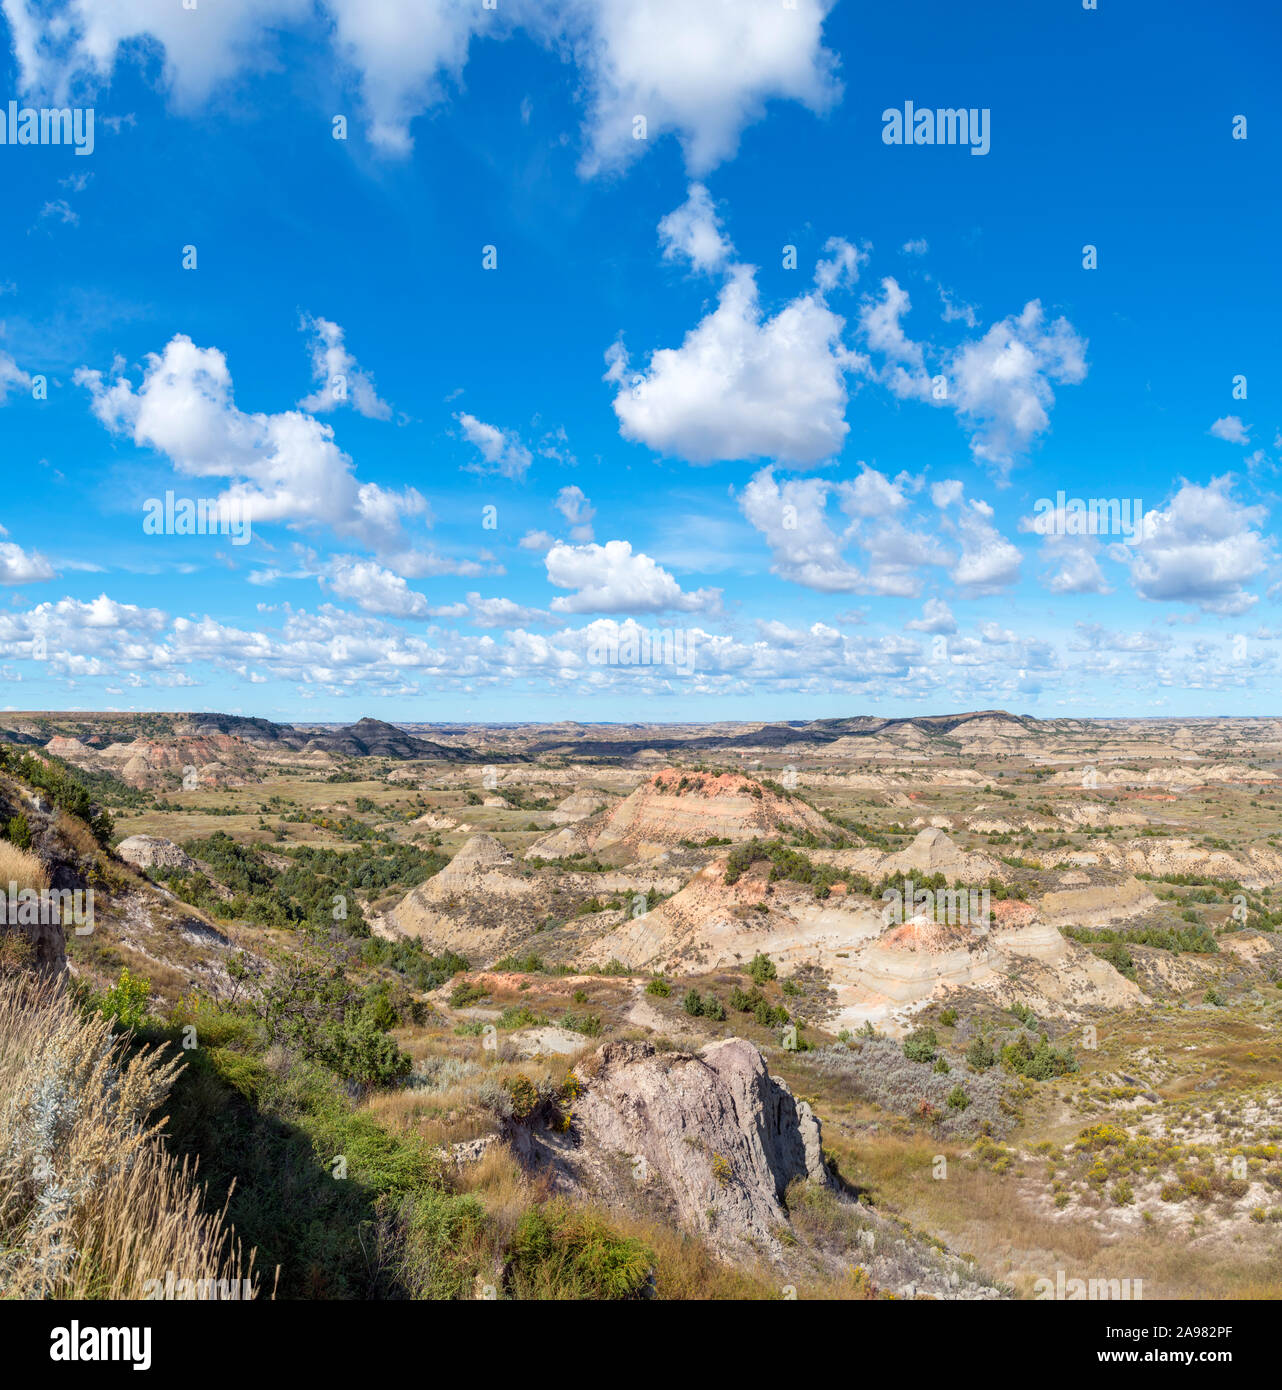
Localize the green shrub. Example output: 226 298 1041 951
747 952 777 985
507 1200 653 1300
902 1028 938 1064
645 978 670 997
96 967 151 1030
966 1035 997 1072
5 811 31 849
701 995 726 1022
449 980 488 1008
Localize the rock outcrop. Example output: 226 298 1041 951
568 1038 830 1259
116 835 198 874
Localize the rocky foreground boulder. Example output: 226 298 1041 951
563 1037 830 1259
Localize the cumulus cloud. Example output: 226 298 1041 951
1119 477 1271 615
321 556 428 618
608 265 862 465
456 412 533 481
545 539 721 614
946 301 1087 472
859 285 1087 473
905 597 956 633
739 466 948 596
0 545 52 586
0 526 56 584
76 334 425 552
934 488 1021 596
297 315 391 419
658 183 733 274
563 0 842 177
1208 415 1250 445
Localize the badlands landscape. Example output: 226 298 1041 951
4 707 1282 1301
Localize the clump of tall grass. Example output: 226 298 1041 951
0 839 48 894
0 972 259 1299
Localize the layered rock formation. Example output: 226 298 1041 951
526 769 838 862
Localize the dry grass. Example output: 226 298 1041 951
0 971 260 1299
0 839 48 893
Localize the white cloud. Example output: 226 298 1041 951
5 0 840 175
930 478 964 509
739 469 864 592
859 287 1087 473
554 485 596 542
76 334 424 551
431 592 551 627
1208 415 1250 445
905 597 956 633
563 0 842 177
2 0 311 107
1018 501 1111 595
382 547 490 579
38 198 78 226
938 284 977 327
739 466 948 597
456 412 532 481
813 236 866 293
1120 477 1270 615
545 538 721 614
937 491 1022 596
860 277 927 386
608 265 861 465
0 531 55 584
946 301 1087 472
321 556 428 618
658 183 733 274
519 529 556 551
0 351 32 403
901 238 928 256
297 315 391 419
323 0 488 155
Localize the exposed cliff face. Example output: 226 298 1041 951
554 1038 831 1261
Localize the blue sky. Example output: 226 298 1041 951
0 0 1278 723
